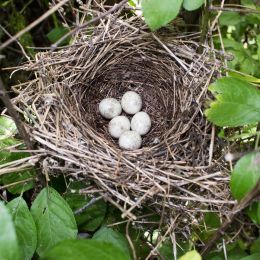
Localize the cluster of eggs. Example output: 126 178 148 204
99 91 151 150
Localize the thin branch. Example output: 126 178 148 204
0 0 70 51
126 221 137 260
210 6 260 14
201 179 260 256
0 77 33 150
74 195 103 215
51 0 128 50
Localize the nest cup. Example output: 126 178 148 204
13 14 232 230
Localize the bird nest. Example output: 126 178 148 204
11 14 233 231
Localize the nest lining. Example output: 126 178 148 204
12 14 233 228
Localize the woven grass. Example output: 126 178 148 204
9 11 234 231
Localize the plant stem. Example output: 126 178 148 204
199 0 211 53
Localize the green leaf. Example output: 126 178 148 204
42 240 131 260
64 185 106 232
0 138 20 164
92 226 130 256
200 212 221 241
246 202 260 225
47 26 70 45
230 153 260 200
179 250 201 260
0 201 20 260
205 77 260 127
0 138 35 194
225 241 248 260
219 12 241 26
158 240 174 259
240 254 260 260
2 169 36 194
205 242 248 260
183 0 204 11
251 236 260 254
31 187 78 257
0 116 17 140
141 0 183 31
257 35 260 58
228 71 260 83
7 197 37 260
241 0 256 9
158 239 192 259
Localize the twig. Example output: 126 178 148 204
51 0 128 50
210 6 260 14
0 25 31 62
0 0 70 51
152 34 193 76
0 77 33 150
126 221 137 260
0 177 34 190
201 179 260 256
74 195 103 215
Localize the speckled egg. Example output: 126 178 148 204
119 130 142 150
131 111 151 136
121 91 142 115
99 98 122 119
108 116 130 139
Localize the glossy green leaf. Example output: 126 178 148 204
240 254 260 260
0 116 17 140
93 226 130 256
42 240 131 260
219 12 241 26
64 185 106 232
0 201 20 260
31 187 78 257
230 153 260 200
179 250 201 260
141 0 183 31
7 197 37 260
183 0 204 11
205 77 260 127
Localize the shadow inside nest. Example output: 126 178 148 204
70 45 216 166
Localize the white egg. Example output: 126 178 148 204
121 91 142 115
131 112 151 136
119 130 142 150
108 116 130 138
99 98 122 119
